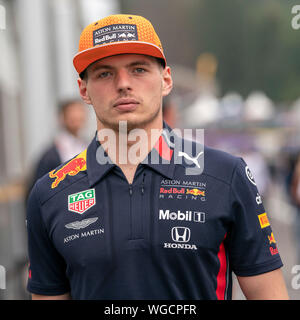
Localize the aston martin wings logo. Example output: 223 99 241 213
65 217 98 230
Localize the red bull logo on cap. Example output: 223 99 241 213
49 149 87 189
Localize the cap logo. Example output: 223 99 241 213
93 24 138 46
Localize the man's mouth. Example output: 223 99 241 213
113 98 139 112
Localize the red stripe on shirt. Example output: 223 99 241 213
216 236 227 300
154 135 173 161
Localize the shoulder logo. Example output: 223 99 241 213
245 165 256 186
256 192 262 205
49 149 87 188
68 188 96 214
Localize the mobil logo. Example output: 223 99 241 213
159 209 205 223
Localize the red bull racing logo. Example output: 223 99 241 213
186 189 205 196
49 150 87 189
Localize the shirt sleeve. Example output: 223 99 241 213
227 158 283 277
26 182 70 295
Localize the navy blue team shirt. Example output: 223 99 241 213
26 123 283 299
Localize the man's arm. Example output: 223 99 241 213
237 268 289 299
31 293 71 300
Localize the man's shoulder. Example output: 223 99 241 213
34 149 88 205
203 144 240 166
203 145 241 184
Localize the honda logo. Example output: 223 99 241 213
171 227 191 243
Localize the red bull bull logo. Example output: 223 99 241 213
186 189 205 196
49 150 87 189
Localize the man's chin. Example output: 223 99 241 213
100 117 151 132
98 106 162 132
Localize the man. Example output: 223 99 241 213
26 14 288 300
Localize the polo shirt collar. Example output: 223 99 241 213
141 122 176 179
86 135 116 187
86 122 176 187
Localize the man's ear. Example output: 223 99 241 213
162 66 173 97
77 78 92 105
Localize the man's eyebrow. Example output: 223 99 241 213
127 60 151 67
91 60 151 71
90 64 114 72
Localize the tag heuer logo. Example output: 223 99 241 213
68 189 96 214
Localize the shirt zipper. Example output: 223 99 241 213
128 173 146 240
129 184 133 239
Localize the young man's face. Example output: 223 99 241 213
78 54 172 132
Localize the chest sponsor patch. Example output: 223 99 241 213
159 179 207 201
65 217 98 230
68 189 96 214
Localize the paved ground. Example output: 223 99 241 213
232 182 300 300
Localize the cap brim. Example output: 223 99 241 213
73 41 166 74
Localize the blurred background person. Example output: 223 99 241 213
27 99 88 193
162 95 180 129
289 153 300 263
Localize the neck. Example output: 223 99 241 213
97 118 163 183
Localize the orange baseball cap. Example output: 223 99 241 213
73 14 167 75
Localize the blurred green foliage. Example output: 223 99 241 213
119 0 300 103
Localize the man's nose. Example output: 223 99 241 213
115 69 132 92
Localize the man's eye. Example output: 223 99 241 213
134 68 146 73
98 71 111 78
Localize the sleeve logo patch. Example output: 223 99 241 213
258 212 270 229
245 165 257 186
268 232 276 244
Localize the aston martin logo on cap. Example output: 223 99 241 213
93 24 138 46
